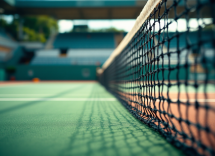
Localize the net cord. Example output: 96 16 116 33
100 0 162 73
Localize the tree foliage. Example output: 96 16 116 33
0 15 58 43
0 17 7 28
203 24 215 31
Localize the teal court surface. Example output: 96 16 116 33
0 82 184 156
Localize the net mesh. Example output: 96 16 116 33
99 0 215 155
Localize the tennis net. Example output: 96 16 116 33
98 0 215 155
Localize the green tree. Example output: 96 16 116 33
203 24 215 31
0 15 58 43
0 17 7 28
4 17 19 40
23 15 58 40
23 27 46 43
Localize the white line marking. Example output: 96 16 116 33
0 98 117 101
0 94 53 96
0 94 92 96
0 98 214 102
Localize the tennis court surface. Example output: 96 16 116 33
0 0 214 155
0 82 185 156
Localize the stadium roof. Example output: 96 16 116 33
4 0 146 7
0 0 212 19
1 0 147 19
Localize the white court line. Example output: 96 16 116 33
0 98 214 102
0 98 117 101
0 94 91 96
0 94 53 96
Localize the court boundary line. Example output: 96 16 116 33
0 98 117 101
0 98 214 102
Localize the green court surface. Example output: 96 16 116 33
0 82 184 156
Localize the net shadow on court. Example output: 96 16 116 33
59 86 184 156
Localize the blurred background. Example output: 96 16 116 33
0 0 143 81
0 0 214 81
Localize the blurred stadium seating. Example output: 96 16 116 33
53 32 115 49
0 28 18 63
0 30 118 80
31 33 115 66
0 0 213 81
0 0 138 80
